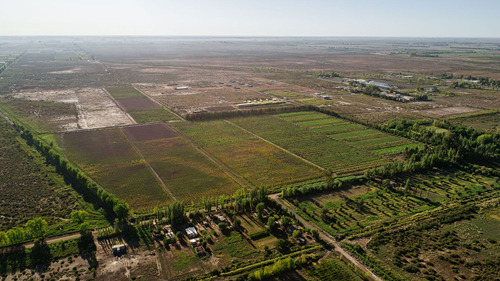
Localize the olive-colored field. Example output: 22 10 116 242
231 115 387 174
64 128 171 209
135 137 241 202
278 111 420 156
172 120 323 186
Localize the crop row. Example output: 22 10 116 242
172 120 322 187
230 115 386 173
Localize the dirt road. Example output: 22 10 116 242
269 193 382 281
23 232 82 249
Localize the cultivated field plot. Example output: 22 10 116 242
134 136 241 202
277 111 419 156
420 106 481 118
3 88 133 132
292 185 434 236
172 120 322 186
448 111 500 133
123 123 179 142
107 86 179 123
137 83 271 114
64 128 171 209
371 205 500 281
231 115 387 174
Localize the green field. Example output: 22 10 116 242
172 120 322 186
292 186 434 236
135 137 241 202
107 86 145 99
128 108 179 123
303 256 363 281
231 115 387 174
326 129 385 140
278 111 420 156
64 128 171 209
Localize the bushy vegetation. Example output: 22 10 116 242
14 121 130 221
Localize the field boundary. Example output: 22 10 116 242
120 128 177 201
134 87 185 121
168 124 253 188
224 119 326 171
102 88 137 124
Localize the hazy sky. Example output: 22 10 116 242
1 0 499 37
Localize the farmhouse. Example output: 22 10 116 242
111 244 127 256
360 80 390 89
185 227 198 238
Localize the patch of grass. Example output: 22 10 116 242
107 86 145 99
215 231 259 259
304 256 363 281
171 250 199 272
372 143 421 155
329 129 385 140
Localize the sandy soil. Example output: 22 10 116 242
420 106 480 117
10 88 134 131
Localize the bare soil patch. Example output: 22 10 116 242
9 88 133 131
123 123 179 142
420 106 480 117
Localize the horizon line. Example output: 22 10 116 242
1 35 500 40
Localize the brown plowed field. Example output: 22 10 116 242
123 123 179 142
117 97 160 110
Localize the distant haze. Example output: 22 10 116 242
1 0 499 37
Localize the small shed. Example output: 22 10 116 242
165 231 175 240
185 227 198 239
112 244 127 256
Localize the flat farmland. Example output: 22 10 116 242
107 86 179 123
88 161 170 209
172 120 322 186
231 115 387 174
118 98 159 111
123 123 179 142
64 128 140 167
134 136 241 202
64 128 171 209
5 88 133 132
107 86 145 99
292 185 434 236
278 111 419 156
